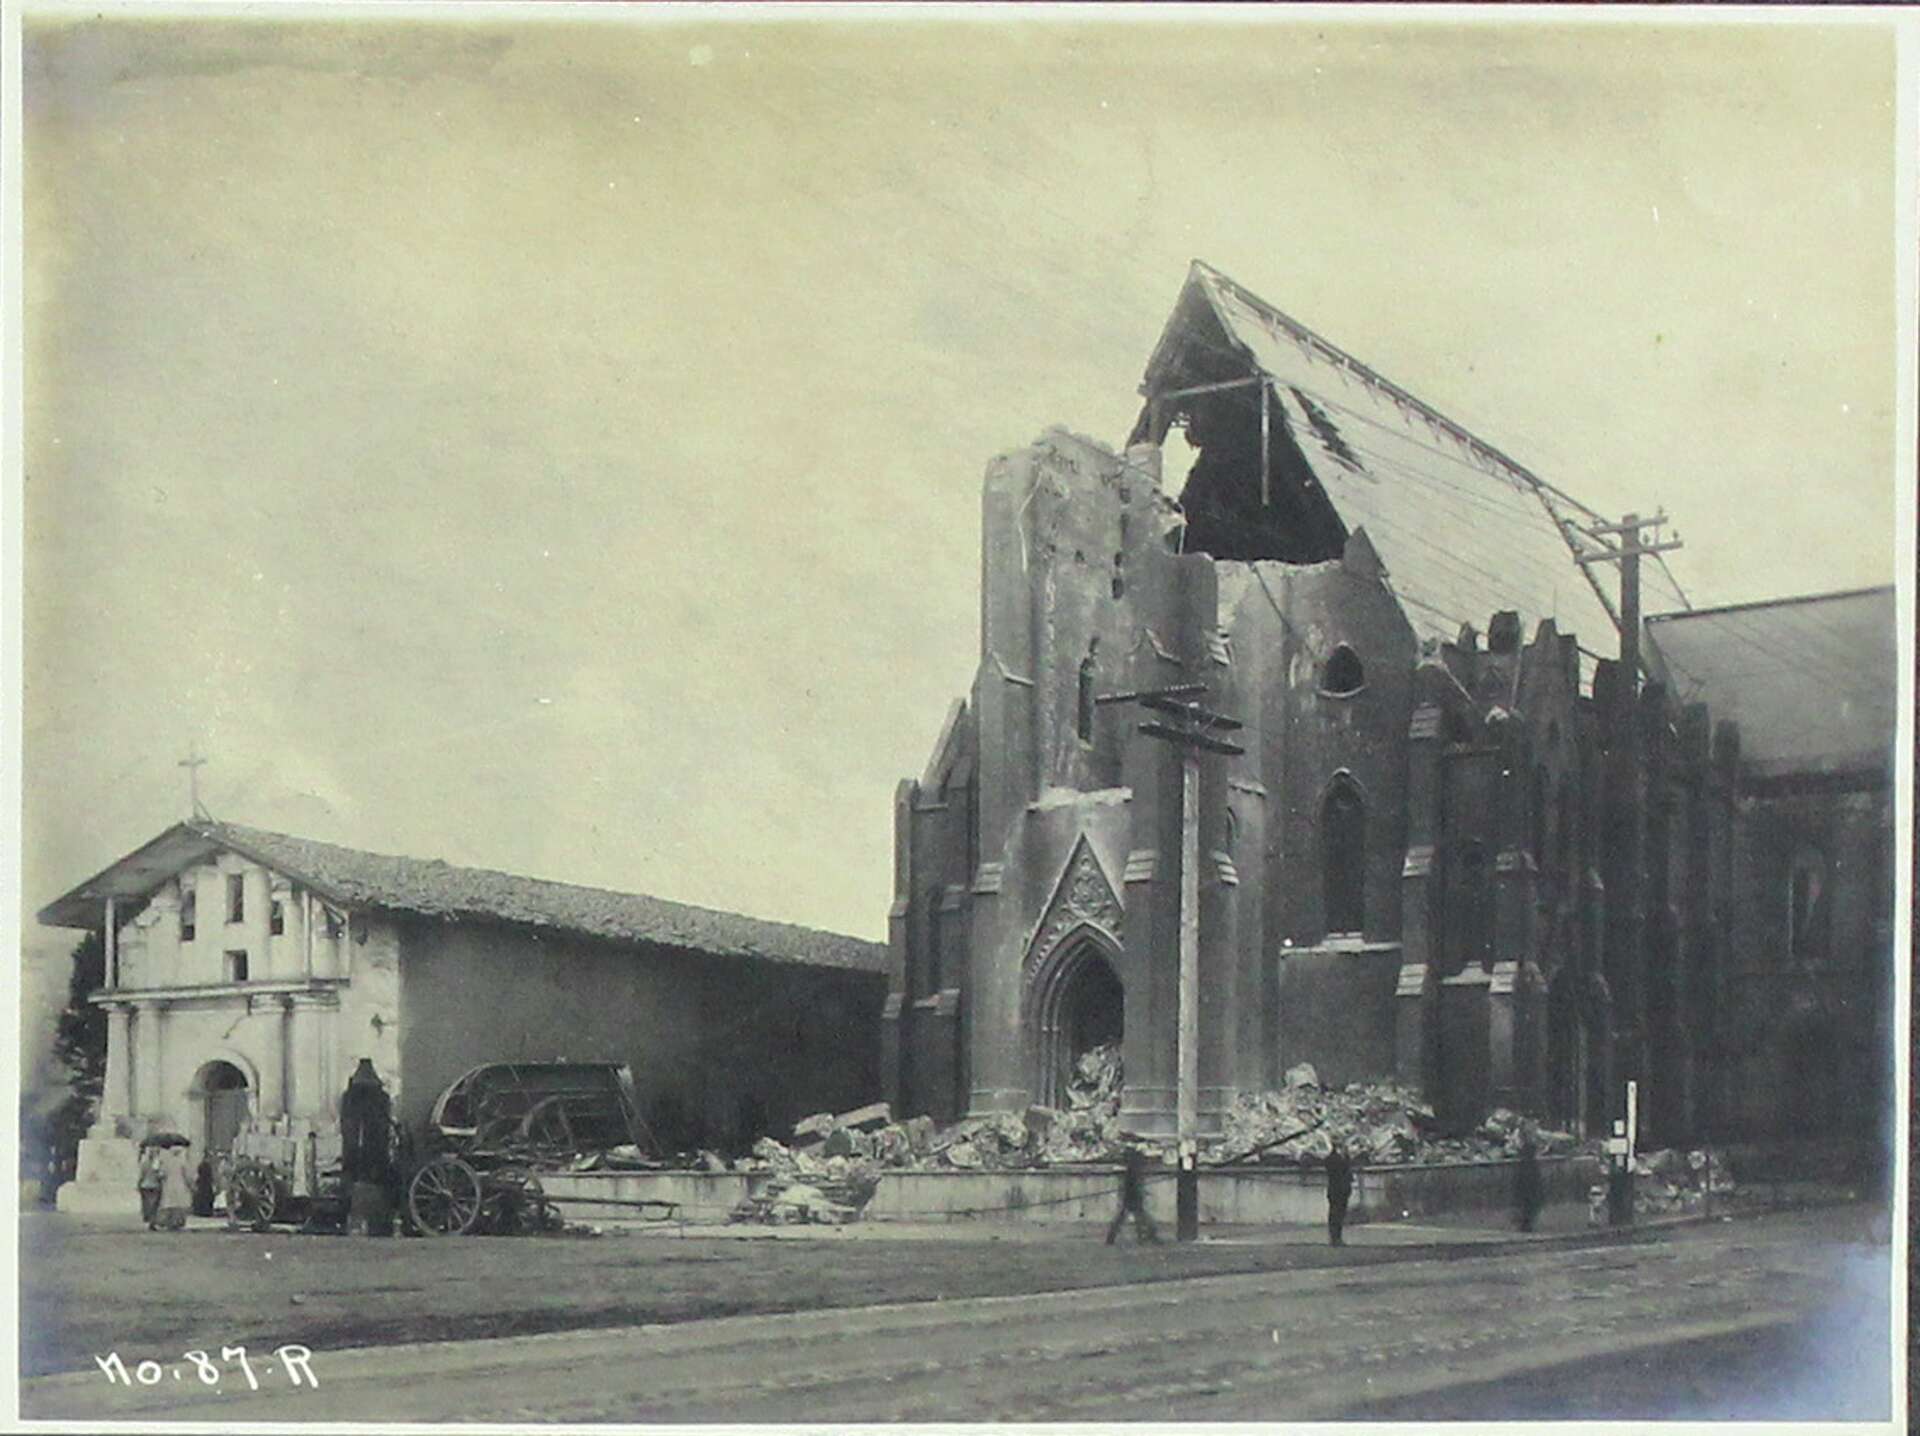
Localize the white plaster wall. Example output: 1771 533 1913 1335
334 915 404 1107
116 854 309 989
142 999 278 1141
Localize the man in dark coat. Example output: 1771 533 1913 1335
1105 1144 1162 1245
1325 1139 1354 1246
1514 1130 1545 1232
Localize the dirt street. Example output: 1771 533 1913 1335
20 1206 1890 1423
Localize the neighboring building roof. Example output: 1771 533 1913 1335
38 819 888 974
1138 261 1689 670
1644 586 1898 779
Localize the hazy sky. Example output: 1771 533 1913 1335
15 6 1905 1044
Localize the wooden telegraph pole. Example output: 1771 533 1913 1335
1574 509 1683 685
1100 682 1244 1242
1575 511 1682 1140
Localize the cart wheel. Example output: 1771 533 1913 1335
480 1167 550 1235
227 1162 277 1232
408 1156 483 1236
521 1096 576 1158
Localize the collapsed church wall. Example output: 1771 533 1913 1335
884 422 1845 1153
889 425 1515 1137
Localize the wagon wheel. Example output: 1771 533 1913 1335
481 1166 553 1235
227 1162 277 1232
520 1097 576 1159
408 1155 483 1236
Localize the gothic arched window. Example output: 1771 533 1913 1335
1323 777 1366 936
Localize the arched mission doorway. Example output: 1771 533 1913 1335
1030 931 1123 1108
192 1060 252 1158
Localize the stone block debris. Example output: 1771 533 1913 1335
727 1044 1608 1193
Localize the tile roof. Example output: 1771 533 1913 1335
39 819 888 974
1644 587 1897 777
1140 261 1690 675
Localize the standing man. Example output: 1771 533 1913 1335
1325 1138 1354 1246
135 1139 163 1229
1514 1129 1545 1232
1105 1144 1162 1245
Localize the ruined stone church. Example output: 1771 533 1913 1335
884 262 1896 1151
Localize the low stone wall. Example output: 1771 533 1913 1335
538 1155 1602 1229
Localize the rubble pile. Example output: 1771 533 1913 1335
1623 1147 1736 1217
1219 1073 1580 1168
726 1135 882 1224
724 1055 1588 1207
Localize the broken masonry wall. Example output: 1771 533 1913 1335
957 430 1187 1119
1239 536 1416 1094
890 694 979 1123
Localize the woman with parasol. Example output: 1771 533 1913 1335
147 1132 195 1232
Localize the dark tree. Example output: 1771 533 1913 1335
44 931 107 1179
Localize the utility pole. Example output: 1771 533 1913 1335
1574 509 1683 688
1100 682 1243 1242
178 743 210 820
1576 512 1682 1136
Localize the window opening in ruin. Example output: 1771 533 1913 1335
1555 775 1574 893
227 874 244 924
1323 645 1365 696
224 949 249 983
1455 840 1494 972
180 889 196 942
1530 766 1548 867
270 899 284 936
1322 778 1366 936
1787 848 1828 962
926 888 944 993
323 907 344 940
1077 643 1097 743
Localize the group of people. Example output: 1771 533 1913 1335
1105 1127 1547 1246
135 1136 196 1231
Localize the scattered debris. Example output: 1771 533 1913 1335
1631 1148 1736 1216
726 1049 1596 1198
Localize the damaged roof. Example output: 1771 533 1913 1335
38 818 889 973
1138 261 1689 666
1644 586 1897 779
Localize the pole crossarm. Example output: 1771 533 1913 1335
1137 721 1247 757
1576 537 1684 566
1093 683 1208 707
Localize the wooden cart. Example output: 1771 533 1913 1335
403 1062 651 1237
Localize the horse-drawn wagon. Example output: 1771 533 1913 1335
222 1060 654 1236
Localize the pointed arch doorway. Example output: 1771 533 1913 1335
1031 931 1124 1108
